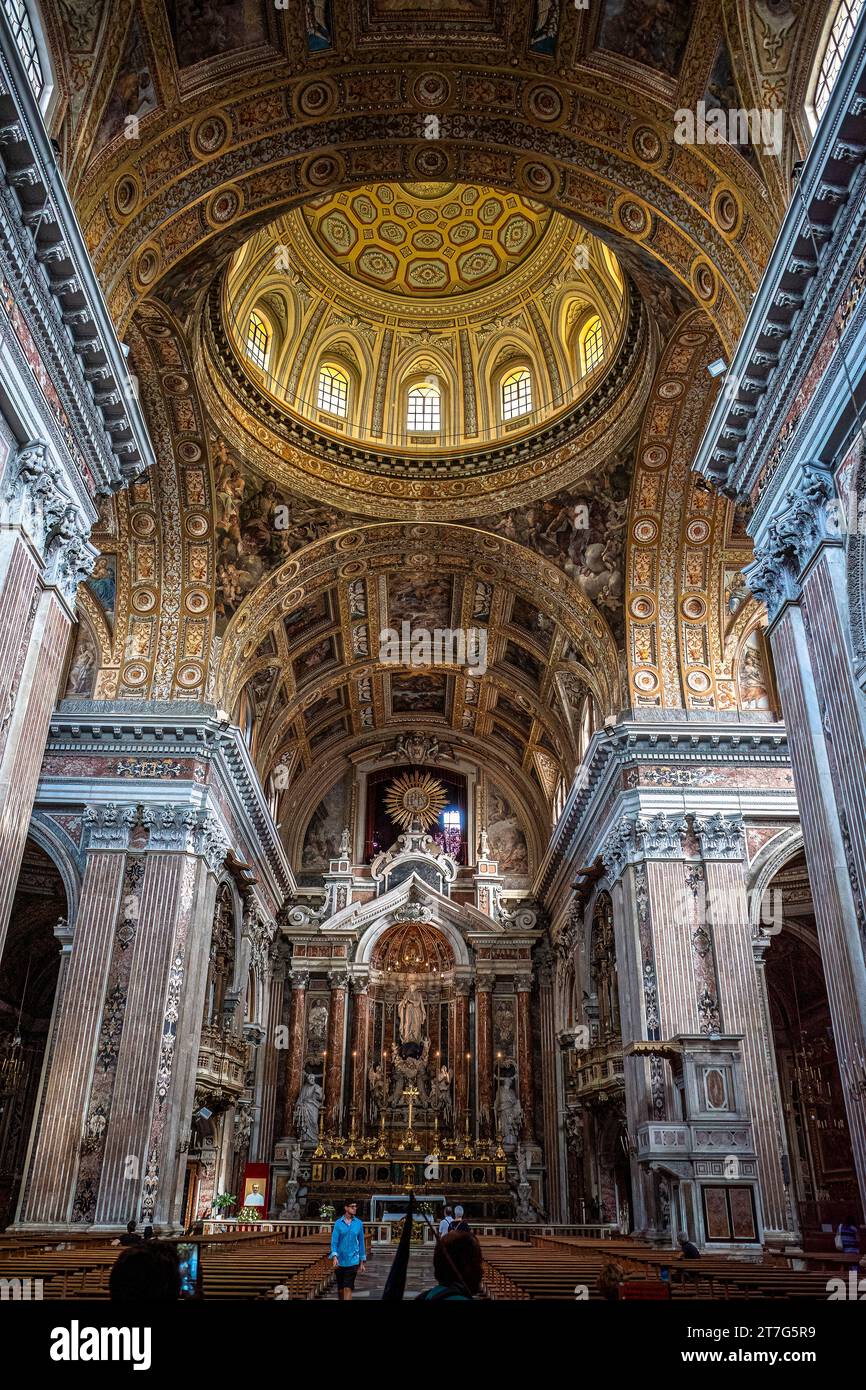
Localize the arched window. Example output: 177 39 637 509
245 311 271 370
3 0 44 101
602 244 623 291
580 315 605 374
501 368 533 421
317 363 349 417
813 0 865 121
406 382 440 432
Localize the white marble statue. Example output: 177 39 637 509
494 1073 524 1145
293 1073 323 1145
397 981 426 1045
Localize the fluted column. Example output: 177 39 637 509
15 804 137 1226
284 970 309 1136
324 971 349 1131
0 441 98 959
476 979 494 1138
256 943 287 1161
748 466 866 1211
516 975 536 1141
349 981 370 1129
453 983 470 1126
17 803 229 1230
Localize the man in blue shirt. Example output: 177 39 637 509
330 1198 366 1301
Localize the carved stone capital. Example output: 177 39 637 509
142 804 199 853
601 818 635 882
290 969 310 991
328 969 349 991
83 802 139 851
746 464 840 620
634 812 687 860
5 442 97 605
197 814 230 876
141 805 229 873
693 812 745 861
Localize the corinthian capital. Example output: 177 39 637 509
746 464 840 620
142 804 199 853
693 813 744 861
84 802 139 851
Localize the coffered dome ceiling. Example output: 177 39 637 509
301 182 553 298
212 182 642 513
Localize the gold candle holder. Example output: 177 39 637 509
375 1108 388 1159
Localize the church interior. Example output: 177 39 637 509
1 0 866 1310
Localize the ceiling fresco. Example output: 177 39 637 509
36 0 826 846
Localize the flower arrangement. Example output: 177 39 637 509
319 1202 336 1223
236 1206 263 1223
213 1192 237 1215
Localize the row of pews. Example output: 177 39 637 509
0 1233 334 1300
480 1235 846 1301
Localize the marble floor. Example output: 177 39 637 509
319 1247 436 1300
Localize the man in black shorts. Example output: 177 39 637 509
329 1198 367 1301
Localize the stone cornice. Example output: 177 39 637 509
692 19 866 506
0 17 154 488
40 701 295 904
533 710 792 904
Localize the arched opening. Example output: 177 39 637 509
763 850 861 1240
500 366 533 423
405 381 441 435
0 837 67 1228
807 0 866 130
316 362 350 419
579 314 606 376
244 309 271 372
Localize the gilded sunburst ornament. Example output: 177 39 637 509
384 770 448 831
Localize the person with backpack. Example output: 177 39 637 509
449 1204 470 1232
438 1205 454 1237
416 1230 483 1301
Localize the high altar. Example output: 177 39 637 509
270 820 544 1220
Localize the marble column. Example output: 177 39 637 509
748 474 866 1212
256 943 287 1162
537 950 562 1216
349 981 370 1131
516 976 536 1141
694 817 794 1239
476 978 494 1138
453 983 470 1128
0 441 97 960
17 803 229 1230
284 970 309 1137
15 804 136 1226
324 972 349 1132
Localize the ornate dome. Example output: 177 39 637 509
301 182 553 297
220 181 629 461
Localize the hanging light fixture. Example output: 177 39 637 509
0 956 31 1099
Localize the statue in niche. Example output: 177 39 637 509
433 1064 453 1129
494 1071 523 1146
367 1062 386 1123
339 827 351 856
306 999 328 1056
293 1073 324 1146
397 981 426 1045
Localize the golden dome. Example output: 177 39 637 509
222 182 628 459
301 182 553 298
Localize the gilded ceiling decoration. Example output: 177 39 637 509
44 0 807 775
219 187 631 484
384 769 449 831
300 182 553 297
371 920 455 977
